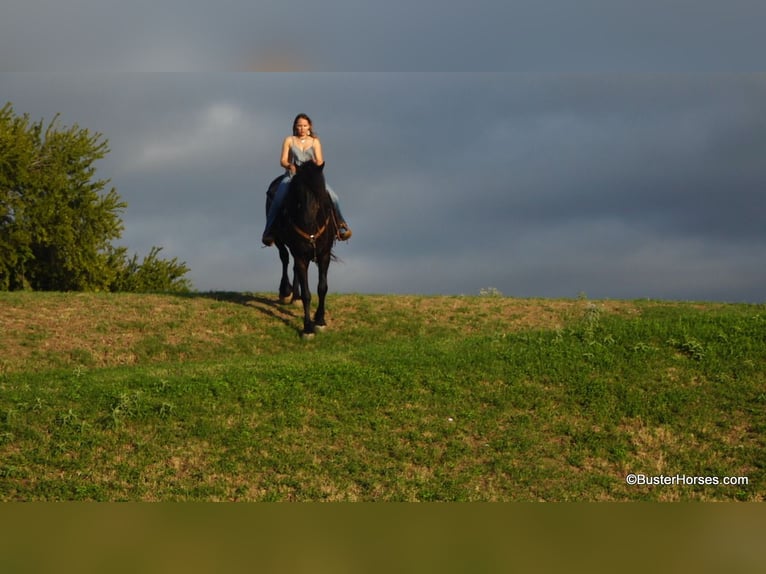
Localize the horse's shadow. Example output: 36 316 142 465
178 291 301 331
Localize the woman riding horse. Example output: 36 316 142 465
262 113 351 246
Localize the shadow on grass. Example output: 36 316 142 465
176 291 301 332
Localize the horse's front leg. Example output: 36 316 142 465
294 257 313 337
290 264 301 305
313 252 330 330
277 242 292 303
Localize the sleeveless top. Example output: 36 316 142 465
289 141 316 168
274 140 336 201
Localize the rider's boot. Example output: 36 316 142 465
338 223 352 241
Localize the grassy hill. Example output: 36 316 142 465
1 291 764 501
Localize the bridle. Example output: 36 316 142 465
292 212 338 262
292 216 331 246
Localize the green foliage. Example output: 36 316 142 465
110 246 192 294
0 102 191 292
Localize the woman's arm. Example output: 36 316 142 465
280 136 295 173
313 138 324 166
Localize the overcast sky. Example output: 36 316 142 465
2 2 765 302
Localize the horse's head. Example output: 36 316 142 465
294 161 326 196
288 161 331 223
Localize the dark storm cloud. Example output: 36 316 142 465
3 73 766 301
3 1 766 72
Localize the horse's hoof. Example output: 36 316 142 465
301 331 315 340
314 324 327 332
292 299 303 307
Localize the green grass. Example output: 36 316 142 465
0 292 764 500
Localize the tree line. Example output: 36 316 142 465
1 102 191 292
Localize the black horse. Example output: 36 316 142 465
265 162 338 337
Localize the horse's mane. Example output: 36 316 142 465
289 162 332 214
291 162 327 195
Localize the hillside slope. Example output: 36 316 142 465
2 291 636 373
1 292 763 501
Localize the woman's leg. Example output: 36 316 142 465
326 185 352 239
262 175 291 245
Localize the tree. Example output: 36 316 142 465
110 246 192 293
0 102 191 292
